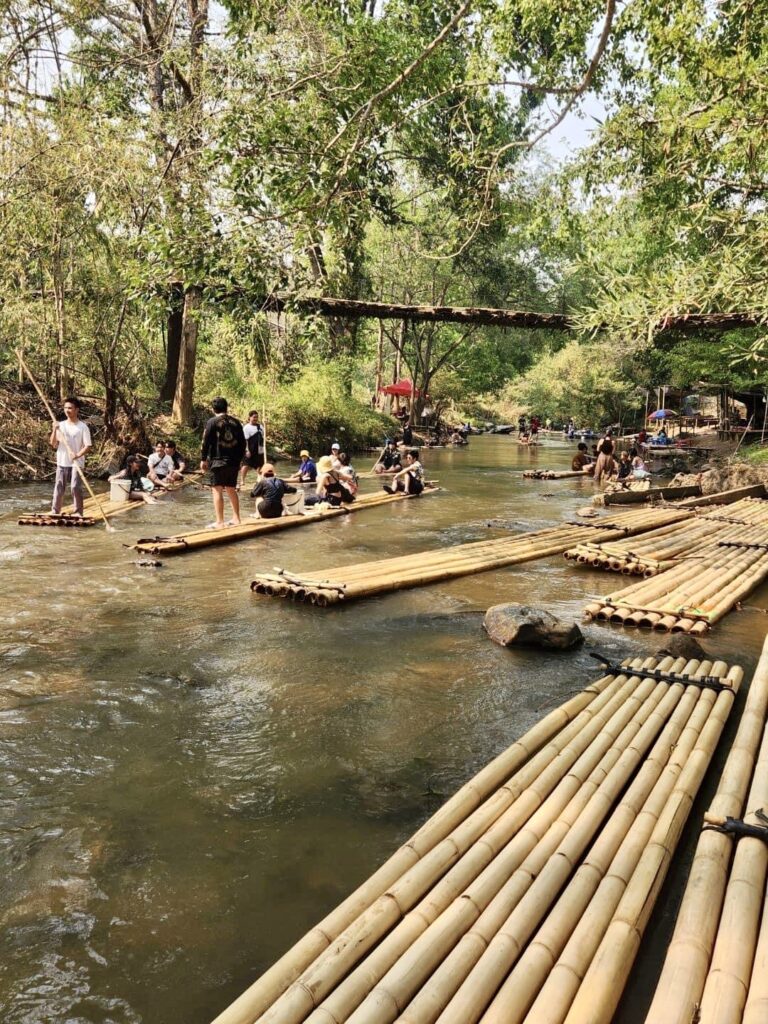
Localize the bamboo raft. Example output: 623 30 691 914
211 652 744 1024
18 473 201 527
132 488 440 556
250 506 693 605
521 469 587 480
646 632 768 1024
584 515 768 633
565 497 768 577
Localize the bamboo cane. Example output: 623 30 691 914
696 719 768 1023
646 634 768 1024
559 662 743 1024
210 662 639 1024
743 883 768 1024
238 664 658 1024
308 661 686 1024
17 350 115 533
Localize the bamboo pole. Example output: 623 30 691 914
211 662 639 1024
697 718 768 1022
559 662 743 1024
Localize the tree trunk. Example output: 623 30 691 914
160 281 184 403
374 319 384 408
172 285 202 425
52 224 70 400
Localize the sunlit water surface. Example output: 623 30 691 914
1 436 765 1024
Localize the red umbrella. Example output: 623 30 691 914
379 378 422 398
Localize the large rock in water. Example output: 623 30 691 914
484 604 583 650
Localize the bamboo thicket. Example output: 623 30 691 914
250 506 692 605
211 653 745 1024
645 632 768 1024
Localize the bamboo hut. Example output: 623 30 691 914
133 488 440 557
250 506 693 606
645 632 768 1024
210 651 746 1024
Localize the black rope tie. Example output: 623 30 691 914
703 809 768 845
588 653 732 693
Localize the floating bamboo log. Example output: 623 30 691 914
133 488 440 556
646 632 768 1024
521 470 587 480
18 512 99 527
584 525 768 632
251 507 694 605
211 653 745 1024
601 484 702 505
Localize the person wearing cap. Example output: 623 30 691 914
329 442 342 470
374 439 402 475
288 449 317 483
250 464 298 519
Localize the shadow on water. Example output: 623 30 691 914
0 436 766 1023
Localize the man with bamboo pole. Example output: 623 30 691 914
49 396 92 516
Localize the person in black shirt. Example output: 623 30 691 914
374 439 402 475
250 464 297 518
164 440 186 474
200 397 246 527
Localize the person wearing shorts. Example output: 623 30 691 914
239 410 265 489
200 397 246 527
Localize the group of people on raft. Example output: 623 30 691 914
103 397 426 529
570 430 651 485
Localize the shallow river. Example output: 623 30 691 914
1 436 766 1024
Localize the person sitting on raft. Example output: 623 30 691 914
110 456 159 503
374 439 402 474
250 463 298 519
329 441 343 470
571 443 593 473
148 441 180 487
632 453 651 479
305 456 356 507
337 452 359 496
384 449 424 495
287 449 317 483
164 440 186 475
616 451 632 481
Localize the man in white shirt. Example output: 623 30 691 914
239 410 265 489
147 441 180 486
49 396 92 515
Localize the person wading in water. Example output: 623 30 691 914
200 397 246 528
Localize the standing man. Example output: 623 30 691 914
200 397 246 528
239 410 265 489
50 396 92 516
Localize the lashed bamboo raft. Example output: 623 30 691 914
250 506 692 605
18 472 201 527
133 488 440 556
584 506 768 633
211 652 744 1024
521 469 587 480
565 497 768 577
646 632 768 1024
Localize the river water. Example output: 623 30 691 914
1 436 766 1024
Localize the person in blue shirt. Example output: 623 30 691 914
288 449 317 482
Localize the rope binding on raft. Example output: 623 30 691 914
702 809 768 845
588 653 734 693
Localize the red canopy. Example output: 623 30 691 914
379 378 422 397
